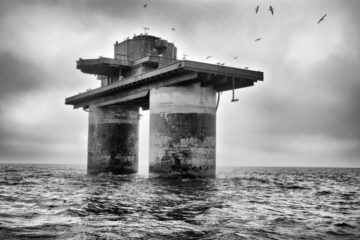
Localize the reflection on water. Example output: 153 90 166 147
0 164 359 239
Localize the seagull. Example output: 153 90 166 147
143 4 148 8
269 6 274 15
143 27 150 34
234 56 238 59
255 38 262 41
206 56 212 59
182 54 188 60
255 5 259 14
317 14 327 24
171 27 175 31
220 63 225 66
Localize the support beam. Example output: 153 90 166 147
214 78 254 92
201 74 228 87
94 91 149 107
73 72 198 109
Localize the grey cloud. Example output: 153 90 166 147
218 1 360 166
0 107 88 163
249 0 360 143
0 50 44 100
256 56 360 136
249 49 360 165
0 49 50 157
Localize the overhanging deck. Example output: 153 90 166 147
77 57 131 75
66 60 263 109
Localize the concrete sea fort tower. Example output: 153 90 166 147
65 34 263 177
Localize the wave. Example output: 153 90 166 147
334 222 355 228
1 164 359 239
316 190 332 196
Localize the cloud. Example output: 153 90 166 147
0 0 359 167
216 0 360 167
0 50 45 101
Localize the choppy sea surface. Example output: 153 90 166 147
0 164 359 239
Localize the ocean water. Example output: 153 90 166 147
0 164 359 239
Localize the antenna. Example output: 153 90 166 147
143 27 150 35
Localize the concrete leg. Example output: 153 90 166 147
149 82 216 178
87 104 139 174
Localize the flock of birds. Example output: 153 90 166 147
141 3 328 65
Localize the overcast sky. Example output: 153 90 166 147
0 0 359 168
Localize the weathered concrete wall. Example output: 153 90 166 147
149 82 216 178
88 104 139 174
122 63 156 78
114 36 177 62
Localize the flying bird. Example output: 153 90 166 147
255 5 259 14
269 6 274 15
234 56 238 59
143 4 148 8
143 27 150 34
255 38 262 41
317 14 327 24
171 28 175 31
206 56 212 59
182 54 188 60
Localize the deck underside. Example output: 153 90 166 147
66 60 263 109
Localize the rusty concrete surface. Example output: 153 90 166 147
149 83 216 178
88 104 139 174
149 113 216 178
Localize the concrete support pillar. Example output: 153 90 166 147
87 104 139 174
149 82 216 178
